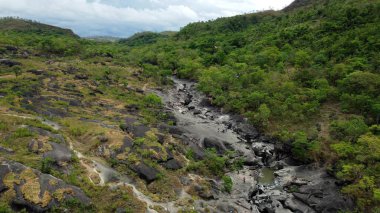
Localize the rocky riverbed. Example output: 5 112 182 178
0 76 354 213
153 77 354 213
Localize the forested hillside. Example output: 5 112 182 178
121 0 380 211
0 0 379 212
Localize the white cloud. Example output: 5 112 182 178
0 0 294 37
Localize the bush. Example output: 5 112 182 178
291 131 318 162
69 126 86 137
143 93 162 108
41 157 54 174
222 175 233 193
330 117 369 141
0 204 12 213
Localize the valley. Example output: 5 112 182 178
0 0 380 212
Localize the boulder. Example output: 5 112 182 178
163 159 183 170
131 125 150 138
125 104 139 113
27 69 44 75
234 123 258 142
132 163 159 183
120 118 150 138
0 59 21 67
74 74 89 80
284 197 315 213
193 184 215 200
0 164 11 192
189 144 205 160
203 137 230 154
28 139 51 154
122 137 134 149
183 94 193 105
5 46 18 52
0 160 91 212
252 142 274 156
43 142 72 164
193 110 202 115
293 179 354 212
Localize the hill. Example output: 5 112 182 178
119 31 171 46
0 0 379 212
283 0 324 11
0 17 78 37
124 0 380 211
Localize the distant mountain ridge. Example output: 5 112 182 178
85 36 121 42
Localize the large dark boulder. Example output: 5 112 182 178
0 164 11 192
27 69 44 75
121 137 133 150
132 163 159 183
120 118 150 138
234 123 258 142
293 179 354 212
0 59 21 67
184 94 193 106
74 74 89 80
163 159 183 170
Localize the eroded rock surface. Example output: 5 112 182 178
0 160 90 212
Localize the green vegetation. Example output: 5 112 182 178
187 149 235 177
12 128 34 138
113 0 380 210
222 175 233 193
40 157 54 174
330 121 380 211
0 0 379 211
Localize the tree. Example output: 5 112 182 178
294 50 311 68
330 117 369 142
291 131 317 162
254 104 271 127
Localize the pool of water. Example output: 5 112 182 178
258 168 275 185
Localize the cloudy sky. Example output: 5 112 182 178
0 0 294 37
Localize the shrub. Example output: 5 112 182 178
330 117 369 141
222 175 233 193
41 157 54 174
291 131 318 162
143 93 162 108
69 126 86 137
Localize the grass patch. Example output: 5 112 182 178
12 128 34 138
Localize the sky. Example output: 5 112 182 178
0 0 294 37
